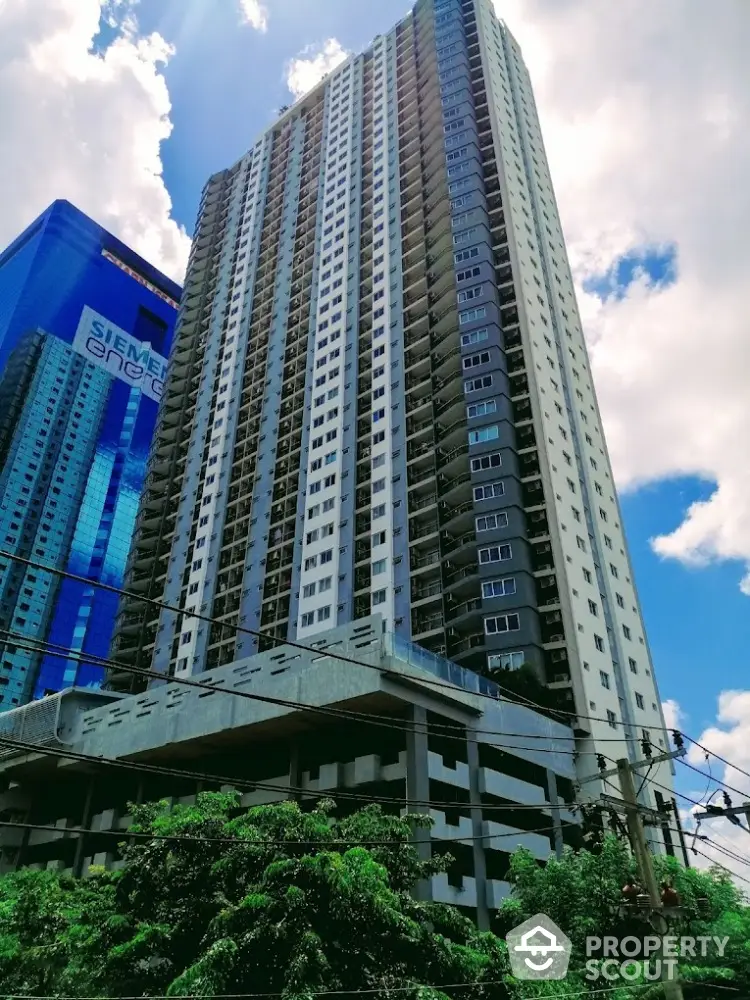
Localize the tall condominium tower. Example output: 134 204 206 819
0 201 180 709
113 0 673 804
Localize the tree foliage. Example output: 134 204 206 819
0 793 513 999
0 795 747 999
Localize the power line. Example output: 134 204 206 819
0 730 582 815
691 846 750 887
697 835 750 871
0 983 693 999
0 628 619 755
685 736 750 786
0 817 559 849
0 547 677 739
677 758 750 804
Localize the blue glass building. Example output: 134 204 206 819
0 200 181 708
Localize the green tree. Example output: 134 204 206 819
0 798 747 1000
496 835 750 998
0 793 516 999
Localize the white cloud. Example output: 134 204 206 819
498 0 750 593
676 691 750 890
238 0 268 32
285 38 348 101
661 699 684 734
0 0 189 282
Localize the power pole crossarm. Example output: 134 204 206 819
577 749 686 786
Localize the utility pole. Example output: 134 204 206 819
617 758 685 1000
578 746 686 1000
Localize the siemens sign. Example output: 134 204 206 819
72 306 168 402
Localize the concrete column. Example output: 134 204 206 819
405 705 432 902
288 740 301 802
467 726 490 930
73 777 95 877
546 768 564 859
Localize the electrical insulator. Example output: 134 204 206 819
661 884 680 907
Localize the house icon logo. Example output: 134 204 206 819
506 913 572 980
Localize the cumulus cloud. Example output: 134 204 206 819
499 0 750 593
238 0 268 32
0 0 189 281
285 38 348 101
675 691 750 890
661 699 684 734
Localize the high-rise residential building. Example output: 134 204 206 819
0 200 180 708
113 0 673 808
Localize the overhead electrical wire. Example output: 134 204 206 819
0 983 695 1000
0 729 584 816
0 817 560 849
0 547 681 740
0 627 624 755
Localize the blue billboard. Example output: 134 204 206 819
0 200 181 708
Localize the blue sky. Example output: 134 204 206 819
90 1 749 811
128 0 412 233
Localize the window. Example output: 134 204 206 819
623 624 632 639
459 306 487 324
317 606 331 622
319 576 332 592
373 478 386 493
467 399 497 419
460 328 489 347
606 710 617 729
476 512 508 531
473 481 505 501
471 452 502 472
465 374 493 393
594 634 605 652
635 693 645 709
323 497 335 512
304 556 318 570
588 599 598 616
463 351 490 370
320 549 333 564
303 583 316 598
488 651 525 671
610 563 619 579
485 613 520 634
482 577 516 598
306 529 320 544
479 543 512 564
457 285 484 303
372 559 387 574
600 671 610 689
628 657 638 674
372 589 387 606
372 531 387 546
582 568 592 584
469 425 499 445
616 593 625 608
301 611 315 627
576 536 586 552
